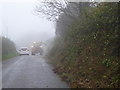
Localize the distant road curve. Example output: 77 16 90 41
2 56 69 88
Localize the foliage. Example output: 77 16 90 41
2 36 17 60
46 2 119 88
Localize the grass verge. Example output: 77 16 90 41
2 53 18 61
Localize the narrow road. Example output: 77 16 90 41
2 56 69 88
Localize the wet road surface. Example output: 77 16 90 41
2 56 69 88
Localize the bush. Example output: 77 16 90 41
2 36 17 60
47 2 119 88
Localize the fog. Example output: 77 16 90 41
1 0 55 49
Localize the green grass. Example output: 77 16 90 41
2 53 18 61
0 56 2 61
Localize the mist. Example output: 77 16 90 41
1 0 55 49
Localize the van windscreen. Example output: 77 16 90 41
21 48 27 51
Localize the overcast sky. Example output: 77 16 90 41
0 0 55 48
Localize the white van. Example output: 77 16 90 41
19 47 30 55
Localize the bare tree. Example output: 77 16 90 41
35 0 94 36
35 0 67 21
35 0 85 22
